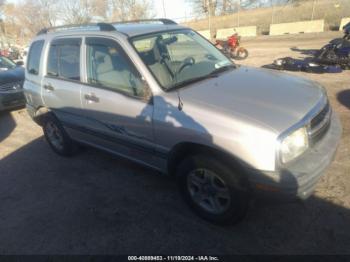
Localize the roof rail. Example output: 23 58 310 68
112 18 177 25
36 22 116 35
36 18 177 36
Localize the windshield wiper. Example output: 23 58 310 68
167 64 236 92
167 74 216 91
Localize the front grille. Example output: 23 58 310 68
0 81 23 92
309 102 331 145
1 92 25 107
310 102 330 129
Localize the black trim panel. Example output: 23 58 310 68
62 121 167 159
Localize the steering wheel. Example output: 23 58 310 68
177 57 196 75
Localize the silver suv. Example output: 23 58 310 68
24 19 342 225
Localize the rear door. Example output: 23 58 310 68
24 40 45 109
79 37 155 164
41 38 86 137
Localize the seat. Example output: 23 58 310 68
93 49 143 96
149 62 173 88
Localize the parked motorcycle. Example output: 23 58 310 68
214 33 249 60
343 21 350 40
314 22 350 67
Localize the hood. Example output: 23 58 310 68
0 67 25 85
179 66 325 133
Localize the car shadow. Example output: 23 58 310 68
0 111 16 143
0 136 349 254
337 90 350 110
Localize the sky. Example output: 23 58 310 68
153 0 193 22
6 0 193 22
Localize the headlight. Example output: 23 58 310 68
13 83 22 90
280 127 309 163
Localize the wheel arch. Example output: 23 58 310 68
167 142 246 177
33 106 53 126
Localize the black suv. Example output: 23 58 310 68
0 56 25 111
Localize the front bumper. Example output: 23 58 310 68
248 112 342 200
0 91 25 111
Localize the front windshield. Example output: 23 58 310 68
131 30 234 90
0 56 16 70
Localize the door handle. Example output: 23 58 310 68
43 84 54 91
84 93 100 103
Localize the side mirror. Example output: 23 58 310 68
16 61 24 66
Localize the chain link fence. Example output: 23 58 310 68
183 0 350 36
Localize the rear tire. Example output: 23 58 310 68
42 114 77 157
176 155 251 225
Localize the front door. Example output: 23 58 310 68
79 37 155 165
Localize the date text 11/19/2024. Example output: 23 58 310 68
128 256 220 261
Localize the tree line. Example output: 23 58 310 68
0 0 309 47
188 0 306 17
0 0 154 46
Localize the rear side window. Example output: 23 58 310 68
27 40 44 75
47 38 81 81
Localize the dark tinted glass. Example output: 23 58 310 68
0 56 16 69
27 40 44 75
47 45 58 77
59 44 80 81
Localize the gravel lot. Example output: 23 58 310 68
0 32 349 255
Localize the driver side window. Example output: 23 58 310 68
86 37 147 98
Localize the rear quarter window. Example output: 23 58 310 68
27 40 45 75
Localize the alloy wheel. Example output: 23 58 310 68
187 168 231 214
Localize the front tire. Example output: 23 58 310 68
232 48 249 60
177 155 250 225
43 114 76 157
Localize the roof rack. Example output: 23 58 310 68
113 19 177 25
36 19 177 35
37 22 116 35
